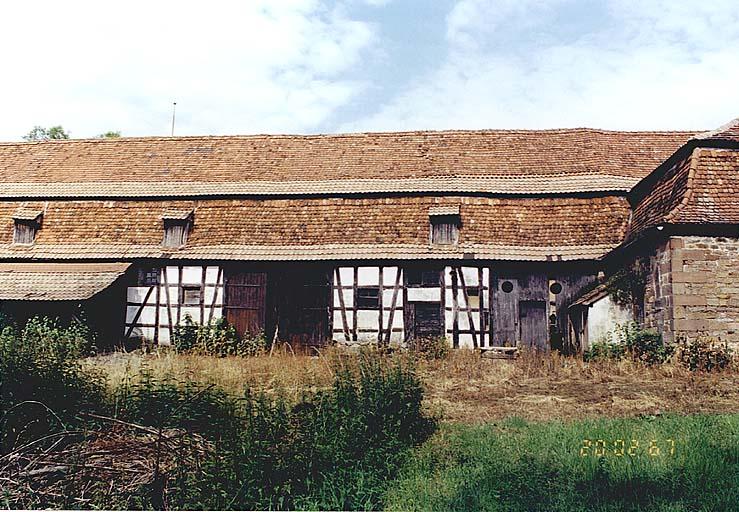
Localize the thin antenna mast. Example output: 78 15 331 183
171 101 177 136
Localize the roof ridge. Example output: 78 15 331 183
693 117 739 140
0 127 701 146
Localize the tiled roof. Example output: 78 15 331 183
0 262 130 300
0 129 693 197
627 148 739 238
693 118 739 144
428 205 460 216
0 196 631 261
12 204 44 221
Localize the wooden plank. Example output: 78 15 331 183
384 268 402 345
451 267 459 349
488 267 494 347
478 267 485 348
457 268 477 348
124 285 155 339
352 266 358 342
208 267 223 323
334 268 351 342
440 267 446 341
176 266 183 325
153 272 161 345
378 266 384 343
200 266 207 324
402 267 411 343
162 266 174 338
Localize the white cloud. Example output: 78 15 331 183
345 0 739 132
0 0 376 139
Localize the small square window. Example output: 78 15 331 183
430 215 460 245
181 285 202 305
138 268 159 286
163 219 190 248
355 287 380 309
13 220 38 244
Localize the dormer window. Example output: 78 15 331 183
429 206 460 245
162 209 193 248
12 207 43 244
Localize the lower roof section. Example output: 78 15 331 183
0 243 617 262
0 262 130 300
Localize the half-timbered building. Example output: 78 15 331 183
0 119 737 351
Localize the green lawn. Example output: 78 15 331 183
385 414 739 512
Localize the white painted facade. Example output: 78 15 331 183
585 294 634 350
125 265 224 344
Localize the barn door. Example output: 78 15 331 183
519 300 547 349
408 302 443 340
224 270 267 337
274 267 330 348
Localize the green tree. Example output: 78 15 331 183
96 131 121 139
23 125 70 141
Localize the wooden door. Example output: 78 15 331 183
224 271 267 337
409 302 443 339
275 268 330 347
519 300 547 349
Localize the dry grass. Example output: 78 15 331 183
85 347 739 424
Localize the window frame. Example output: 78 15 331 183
355 286 381 310
180 285 202 306
429 214 460 245
12 219 39 245
162 218 191 248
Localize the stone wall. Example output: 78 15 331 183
644 236 739 344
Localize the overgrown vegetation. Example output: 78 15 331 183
676 336 733 372
0 315 104 451
1 315 435 510
604 257 649 314
386 414 739 511
584 322 733 372
411 335 450 360
172 314 267 356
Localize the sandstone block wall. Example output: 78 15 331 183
650 236 739 345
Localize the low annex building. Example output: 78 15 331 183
0 120 736 350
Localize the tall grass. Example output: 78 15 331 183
385 414 739 511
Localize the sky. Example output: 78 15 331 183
1 0 738 140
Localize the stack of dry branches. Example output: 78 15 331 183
0 414 211 509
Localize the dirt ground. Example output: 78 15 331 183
87 348 739 424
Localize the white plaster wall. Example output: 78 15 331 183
333 266 404 344
443 266 491 348
587 295 635 348
125 265 224 344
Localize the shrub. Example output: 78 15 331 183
583 340 625 362
616 323 674 365
412 336 450 360
165 351 436 510
114 370 241 442
0 316 105 452
172 315 266 357
676 336 733 372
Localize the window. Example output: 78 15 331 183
430 216 460 245
355 286 380 309
406 268 441 287
163 219 190 248
501 281 514 293
138 267 159 286
428 206 461 245
13 219 38 244
181 285 202 305
549 282 563 295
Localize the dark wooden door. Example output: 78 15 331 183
275 268 330 347
519 300 547 349
409 302 443 339
224 271 267 337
